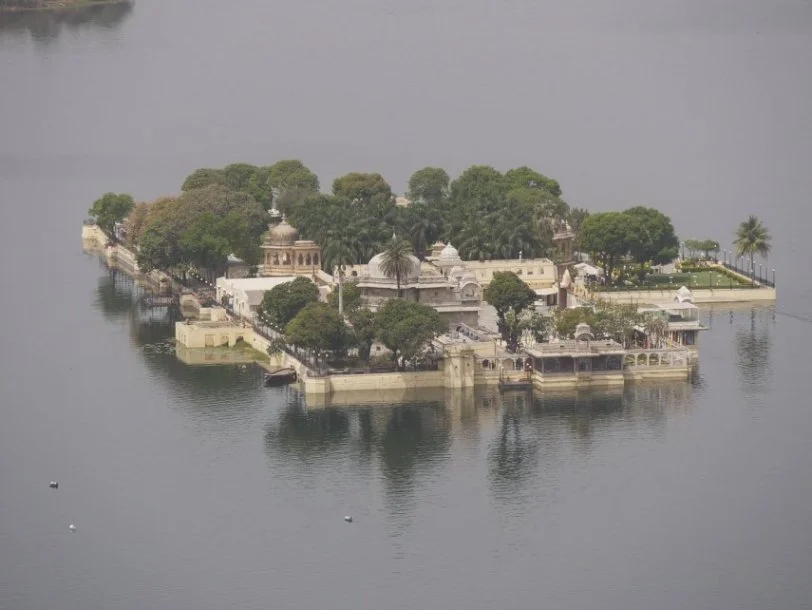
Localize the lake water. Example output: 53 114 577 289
1 1 811 609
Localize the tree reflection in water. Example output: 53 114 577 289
735 306 773 395
0 1 134 41
265 399 451 531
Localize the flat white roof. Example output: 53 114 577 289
219 276 302 292
535 287 559 296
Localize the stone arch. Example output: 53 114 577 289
298 254 304 266
637 353 648 366
514 358 524 371
305 254 311 265
625 354 636 367
314 253 319 265
649 353 660 365
481 359 491 370
272 253 279 265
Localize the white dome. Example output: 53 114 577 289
438 243 462 266
460 271 477 284
367 252 421 281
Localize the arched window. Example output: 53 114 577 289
298 254 304 266
306 254 311 265
514 358 524 371
481 359 490 370
313 253 319 265
272 254 279 265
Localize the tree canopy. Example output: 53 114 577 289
483 271 538 350
624 206 679 268
134 185 265 276
88 192 135 240
374 299 446 370
257 277 319 330
684 238 720 259
407 167 450 207
284 302 347 364
332 172 393 206
579 212 636 285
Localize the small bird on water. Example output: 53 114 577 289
49 481 58 489
68 524 77 532
344 516 353 523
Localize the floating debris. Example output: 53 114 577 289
68 524 77 533
344 516 353 523
49 481 59 489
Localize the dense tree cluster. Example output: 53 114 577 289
288 164 573 271
259 278 445 371
553 302 665 348
106 158 696 292
579 206 679 285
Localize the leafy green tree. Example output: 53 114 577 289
327 280 362 313
223 163 260 192
257 277 319 330
178 212 231 281
181 168 226 191
284 302 348 367
88 192 135 240
135 185 265 274
261 159 320 212
407 167 450 206
267 159 320 193
554 307 595 338
379 237 416 297
348 308 377 365
503 166 562 197
579 212 634 285
332 172 393 205
483 271 538 349
734 215 771 279
449 165 506 205
642 313 668 348
568 207 590 231
623 206 679 277
374 299 446 370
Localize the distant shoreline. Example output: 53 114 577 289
0 0 132 13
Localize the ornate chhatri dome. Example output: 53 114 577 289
265 218 299 245
367 252 421 282
437 243 462 267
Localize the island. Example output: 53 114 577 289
0 0 131 13
81 159 776 407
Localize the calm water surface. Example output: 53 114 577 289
1 1 811 609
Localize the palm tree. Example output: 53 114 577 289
734 215 771 282
379 236 415 298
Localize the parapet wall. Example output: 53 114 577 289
595 287 775 305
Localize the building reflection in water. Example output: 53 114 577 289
0 1 134 41
92 262 700 525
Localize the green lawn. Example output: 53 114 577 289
595 270 754 291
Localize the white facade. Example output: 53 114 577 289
216 276 302 320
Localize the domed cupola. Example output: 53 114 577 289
264 217 299 245
437 243 462 268
367 252 421 282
